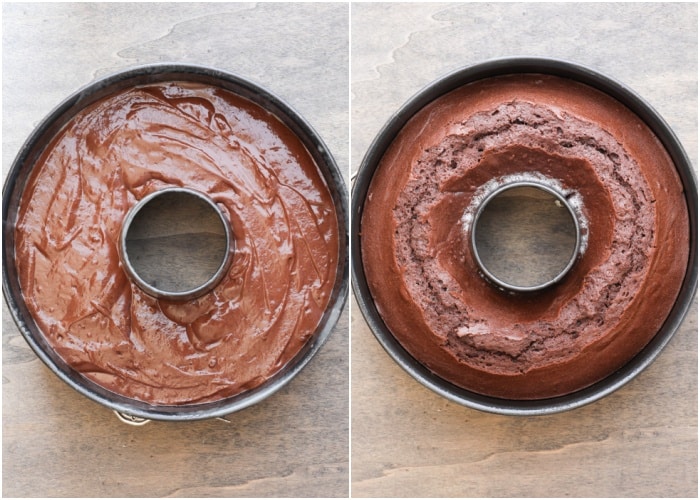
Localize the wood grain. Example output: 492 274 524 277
351 3 697 498
2 3 349 497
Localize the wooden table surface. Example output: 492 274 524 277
2 4 349 497
351 3 697 498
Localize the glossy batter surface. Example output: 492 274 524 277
361 75 689 399
15 82 339 405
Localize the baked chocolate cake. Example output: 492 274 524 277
360 74 689 399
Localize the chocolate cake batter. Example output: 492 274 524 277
361 74 689 399
15 81 339 405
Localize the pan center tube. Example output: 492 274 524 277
119 187 233 301
470 180 581 292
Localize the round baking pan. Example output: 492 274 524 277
351 56 697 415
3 63 348 422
